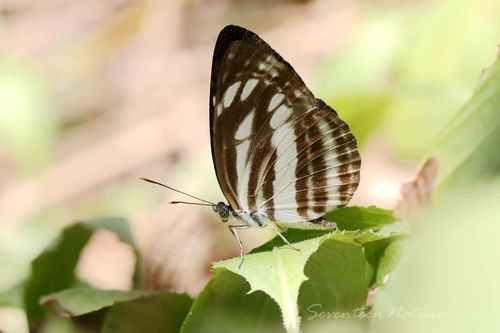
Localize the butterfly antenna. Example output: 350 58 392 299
140 178 216 206
170 201 215 207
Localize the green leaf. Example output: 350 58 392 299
23 217 139 329
429 55 500 187
252 206 397 254
181 269 284 333
102 292 192 333
250 229 330 255
372 237 403 288
39 287 193 333
324 206 397 231
215 241 320 333
437 116 500 193
40 288 148 317
298 232 403 328
24 224 93 327
297 236 371 329
213 230 401 333
365 238 404 288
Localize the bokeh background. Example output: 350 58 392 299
0 0 499 331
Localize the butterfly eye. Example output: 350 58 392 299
215 202 230 222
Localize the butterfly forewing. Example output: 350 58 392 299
210 25 360 227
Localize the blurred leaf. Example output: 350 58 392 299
394 0 500 87
317 14 403 95
366 35 500 333
372 182 500 333
439 125 500 194
0 217 65 296
329 95 392 146
386 0 500 159
0 59 57 172
181 269 284 333
213 229 401 332
384 96 448 160
317 15 403 147
370 239 403 288
319 0 500 160
102 292 193 333
39 315 85 333
0 282 24 307
430 55 500 188
23 217 138 329
40 288 148 317
39 288 192 332
24 224 92 327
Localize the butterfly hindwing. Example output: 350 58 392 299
210 25 360 227
256 100 361 225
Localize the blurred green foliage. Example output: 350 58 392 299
0 218 64 291
318 0 500 159
0 59 57 172
429 54 500 187
0 207 399 332
0 218 139 330
371 182 500 333
180 270 284 333
41 288 148 317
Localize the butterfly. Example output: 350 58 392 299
143 25 360 267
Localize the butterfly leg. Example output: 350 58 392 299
269 222 300 252
228 224 250 269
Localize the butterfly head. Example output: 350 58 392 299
213 201 232 222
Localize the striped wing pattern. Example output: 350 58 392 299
210 25 360 227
